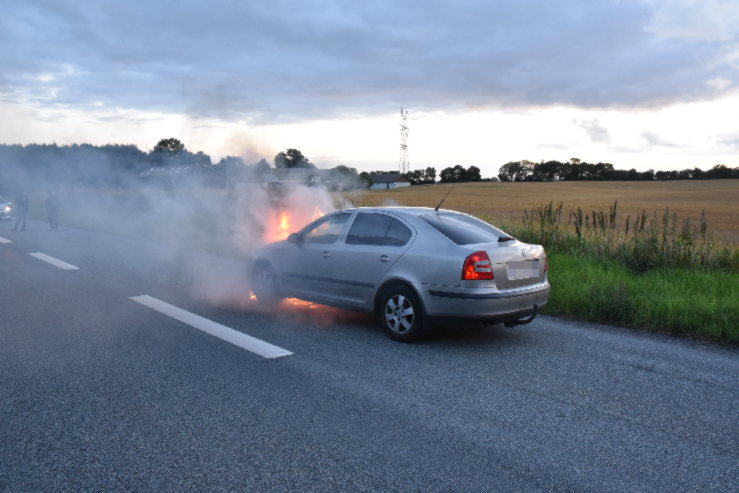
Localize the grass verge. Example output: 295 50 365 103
544 253 739 344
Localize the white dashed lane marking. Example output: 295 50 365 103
28 252 79 270
0 236 11 243
130 295 293 359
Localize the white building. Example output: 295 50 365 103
369 173 411 190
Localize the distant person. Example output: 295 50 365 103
12 192 29 232
46 192 60 231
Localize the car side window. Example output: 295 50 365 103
302 213 350 244
346 213 412 246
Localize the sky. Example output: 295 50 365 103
1 0 738 176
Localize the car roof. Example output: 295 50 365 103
337 206 459 218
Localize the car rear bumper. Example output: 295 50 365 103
420 282 549 319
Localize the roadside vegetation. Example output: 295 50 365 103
496 202 738 344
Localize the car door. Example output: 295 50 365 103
279 212 353 299
329 212 415 305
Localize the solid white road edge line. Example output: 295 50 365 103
28 252 79 270
0 236 11 243
130 295 293 359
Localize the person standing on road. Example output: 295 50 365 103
11 192 29 232
46 192 60 231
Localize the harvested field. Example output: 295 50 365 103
348 180 739 245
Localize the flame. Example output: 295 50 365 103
279 211 290 231
263 206 326 243
248 290 257 301
264 210 293 242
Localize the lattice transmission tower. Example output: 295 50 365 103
399 107 409 174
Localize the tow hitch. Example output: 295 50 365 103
504 305 538 327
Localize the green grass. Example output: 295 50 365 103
544 253 739 344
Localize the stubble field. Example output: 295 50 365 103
350 180 739 245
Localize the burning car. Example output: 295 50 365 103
250 207 549 341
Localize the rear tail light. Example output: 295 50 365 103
462 251 494 280
544 258 548 272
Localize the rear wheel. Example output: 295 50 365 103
380 285 424 342
251 263 282 307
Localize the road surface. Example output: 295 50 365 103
1 221 737 492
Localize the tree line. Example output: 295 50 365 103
363 165 487 185
0 140 364 193
1 140 736 195
498 158 738 182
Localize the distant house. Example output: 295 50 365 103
369 173 411 190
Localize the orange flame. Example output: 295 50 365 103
279 211 290 232
264 207 326 243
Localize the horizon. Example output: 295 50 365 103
2 1 738 175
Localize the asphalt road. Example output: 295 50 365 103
1 220 737 492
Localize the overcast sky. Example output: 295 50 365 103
1 0 738 174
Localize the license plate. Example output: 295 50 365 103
507 260 539 280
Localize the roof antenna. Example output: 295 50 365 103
434 184 455 212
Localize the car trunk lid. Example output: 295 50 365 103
463 241 546 289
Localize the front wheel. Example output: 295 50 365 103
380 285 424 342
251 263 282 308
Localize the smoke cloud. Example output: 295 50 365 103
0 144 360 319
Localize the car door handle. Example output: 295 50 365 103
378 255 391 263
321 251 331 259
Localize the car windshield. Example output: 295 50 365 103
420 212 513 245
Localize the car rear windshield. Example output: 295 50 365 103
420 213 512 245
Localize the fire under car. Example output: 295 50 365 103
250 207 549 342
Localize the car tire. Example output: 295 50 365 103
380 285 424 342
251 262 282 307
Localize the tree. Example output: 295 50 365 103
706 164 733 179
330 165 361 190
465 165 481 182
253 158 271 175
440 165 467 183
498 161 534 182
404 169 424 184
531 160 562 182
359 171 372 188
274 148 315 169
423 166 437 184
331 164 358 177
153 138 185 154
214 156 248 186
194 151 212 166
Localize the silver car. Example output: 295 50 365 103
251 207 549 341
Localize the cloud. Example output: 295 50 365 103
646 0 739 42
716 133 739 149
641 130 679 148
579 118 611 143
1 1 738 123
706 77 732 91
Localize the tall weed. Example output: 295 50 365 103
505 202 738 273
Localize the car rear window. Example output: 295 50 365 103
420 213 511 245
346 213 412 246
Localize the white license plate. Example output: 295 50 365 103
507 260 539 280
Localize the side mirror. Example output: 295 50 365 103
287 233 300 244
